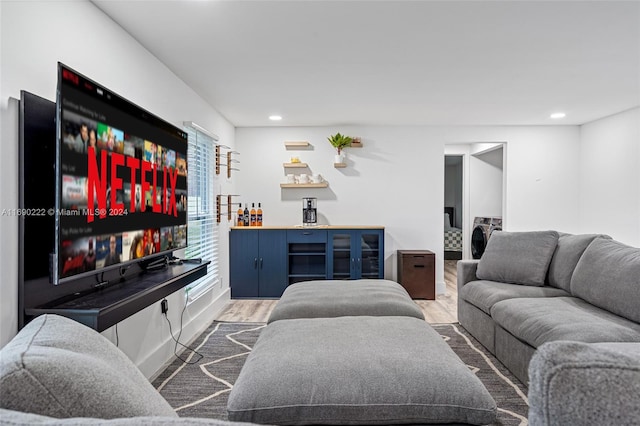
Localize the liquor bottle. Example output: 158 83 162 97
257 203 263 227
243 204 250 226
237 203 244 226
250 203 257 226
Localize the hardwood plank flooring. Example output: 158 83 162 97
217 260 459 324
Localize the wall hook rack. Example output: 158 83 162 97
216 194 241 223
216 145 240 178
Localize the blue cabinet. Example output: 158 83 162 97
328 229 384 280
230 227 384 298
229 229 287 298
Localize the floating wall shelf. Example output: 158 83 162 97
283 162 308 168
284 141 310 148
280 183 329 188
350 137 363 147
334 163 347 168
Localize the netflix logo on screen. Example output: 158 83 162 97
86 148 180 222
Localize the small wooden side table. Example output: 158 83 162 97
397 250 435 300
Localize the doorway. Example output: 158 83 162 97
444 155 463 260
444 143 505 260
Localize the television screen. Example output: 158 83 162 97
54 63 188 285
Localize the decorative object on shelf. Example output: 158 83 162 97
327 132 353 164
298 173 310 184
282 159 324 187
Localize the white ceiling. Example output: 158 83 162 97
92 0 639 127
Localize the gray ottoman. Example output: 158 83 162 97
227 316 497 425
267 279 425 324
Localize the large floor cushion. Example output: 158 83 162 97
227 316 497 425
0 314 177 419
267 279 424 323
459 280 569 314
0 408 252 425
491 297 640 348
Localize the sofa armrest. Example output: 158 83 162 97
528 341 640 426
457 260 480 291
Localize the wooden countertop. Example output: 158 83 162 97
230 225 385 230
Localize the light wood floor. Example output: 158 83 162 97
217 260 459 324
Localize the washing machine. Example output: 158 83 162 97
471 217 502 259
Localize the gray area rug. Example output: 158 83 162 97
153 321 529 425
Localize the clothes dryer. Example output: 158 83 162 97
471 217 502 259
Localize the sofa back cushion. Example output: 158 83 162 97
476 230 559 286
571 238 640 323
0 314 177 419
547 233 611 292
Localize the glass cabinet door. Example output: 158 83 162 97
359 232 381 278
330 232 352 279
329 230 383 279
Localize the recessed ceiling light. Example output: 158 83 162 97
550 112 566 119
269 115 282 121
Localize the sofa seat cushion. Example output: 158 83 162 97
547 233 611 292
0 314 177 419
267 279 424 324
476 230 559 286
491 297 640 348
571 238 640 323
228 316 497 425
459 280 570 314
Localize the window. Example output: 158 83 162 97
183 122 219 302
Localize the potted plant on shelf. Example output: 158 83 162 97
327 132 353 164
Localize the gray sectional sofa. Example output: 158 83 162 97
3 232 639 426
458 230 640 424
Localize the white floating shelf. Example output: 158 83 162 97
280 183 328 188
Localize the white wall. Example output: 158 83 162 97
579 107 640 246
236 125 583 292
470 147 504 220
0 1 236 378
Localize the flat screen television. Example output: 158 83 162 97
19 91 56 282
54 63 188 285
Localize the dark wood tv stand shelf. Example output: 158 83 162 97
23 262 209 332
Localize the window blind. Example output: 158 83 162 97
183 123 219 302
